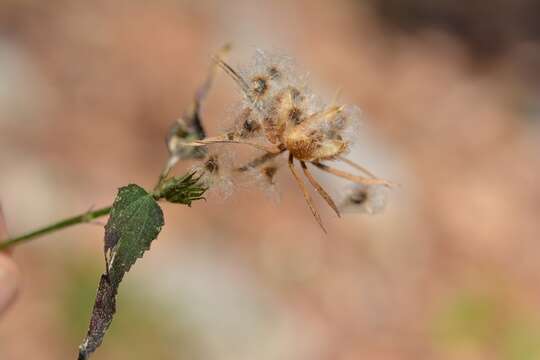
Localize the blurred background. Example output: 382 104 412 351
1 0 540 359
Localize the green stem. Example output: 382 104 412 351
0 206 112 251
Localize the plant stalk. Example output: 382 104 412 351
0 206 112 251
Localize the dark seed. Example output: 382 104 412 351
252 76 268 96
289 87 301 101
268 66 281 80
205 156 219 173
350 190 368 205
262 166 278 184
288 107 303 124
243 118 255 131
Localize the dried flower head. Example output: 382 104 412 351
186 49 393 231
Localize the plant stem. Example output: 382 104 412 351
0 206 112 251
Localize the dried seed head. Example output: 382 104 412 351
193 150 234 198
238 50 305 105
222 49 359 160
339 184 388 214
260 85 313 144
229 107 263 140
201 48 389 224
233 51 359 163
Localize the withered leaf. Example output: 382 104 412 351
77 275 116 360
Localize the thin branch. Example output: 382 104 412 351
0 206 112 251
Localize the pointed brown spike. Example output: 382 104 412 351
212 56 252 99
185 136 282 154
288 154 326 233
337 156 377 179
236 151 285 172
313 162 392 187
301 161 341 218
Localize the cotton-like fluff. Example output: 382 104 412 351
192 149 235 199
188 49 393 231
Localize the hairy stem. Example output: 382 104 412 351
0 206 112 251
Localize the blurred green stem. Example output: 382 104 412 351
0 206 112 251
0 157 190 251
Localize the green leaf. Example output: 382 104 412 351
105 184 164 285
78 184 164 359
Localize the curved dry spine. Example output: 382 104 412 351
300 161 340 218
337 156 378 179
312 162 392 187
212 56 252 99
236 151 285 172
186 136 282 154
288 154 326 233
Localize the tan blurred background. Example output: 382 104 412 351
1 0 540 359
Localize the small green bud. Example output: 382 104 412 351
156 172 207 206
